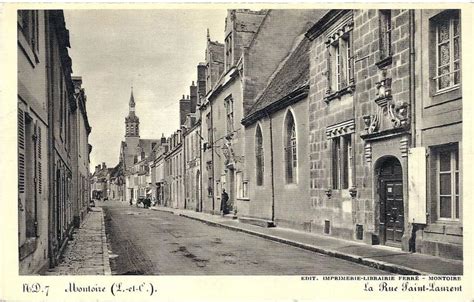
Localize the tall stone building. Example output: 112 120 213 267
306 9 462 259
201 9 326 217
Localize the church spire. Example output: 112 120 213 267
129 86 135 108
125 86 139 137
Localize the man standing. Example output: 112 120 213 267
221 188 229 215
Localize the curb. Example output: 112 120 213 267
178 213 431 275
150 207 175 214
98 208 112 276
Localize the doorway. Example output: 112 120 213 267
378 157 404 247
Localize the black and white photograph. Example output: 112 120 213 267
5 4 472 300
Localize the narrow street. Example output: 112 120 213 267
102 201 390 275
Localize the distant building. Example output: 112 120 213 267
90 163 111 200
119 89 160 203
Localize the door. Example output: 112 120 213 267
381 181 404 246
378 157 404 247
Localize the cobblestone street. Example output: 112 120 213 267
45 207 111 275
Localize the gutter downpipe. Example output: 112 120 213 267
265 110 276 222
409 9 416 147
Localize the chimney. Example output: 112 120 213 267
102 162 106 169
95 165 100 173
179 94 191 126
197 63 206 99
161 133 167 144
190 81 197 114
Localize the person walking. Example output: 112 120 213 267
221 188 229 215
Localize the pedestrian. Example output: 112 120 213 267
221 188 229 215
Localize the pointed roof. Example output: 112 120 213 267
129 87 135 107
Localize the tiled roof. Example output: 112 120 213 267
246 35 310 119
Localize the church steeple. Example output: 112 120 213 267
129 86 135 109
125 87 139 137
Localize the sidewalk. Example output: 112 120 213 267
45 207 111 275
151 205 463 275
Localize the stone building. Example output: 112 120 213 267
241 34 312 228
201 9 325 217
306 9 462 259
183 113 202 211
90 163 111 200
164 130 185 209
411 9 462 259
18 10 92 273
71 77 92 227
119 89 160 203
150 135 168 206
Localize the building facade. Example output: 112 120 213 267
71 77 92 227
306 9 462 259
242 35 312 228
18 9 50 274
18 10 92 273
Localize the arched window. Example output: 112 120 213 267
255 125 264 186
285 111 297 184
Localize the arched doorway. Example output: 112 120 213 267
377 156 404 247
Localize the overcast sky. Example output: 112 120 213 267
63 9 227 171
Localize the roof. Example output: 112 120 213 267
139 139 161 151
242 35 310 125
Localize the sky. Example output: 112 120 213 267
63 9 227 171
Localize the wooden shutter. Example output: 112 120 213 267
37 124 42 195
18 108 26 194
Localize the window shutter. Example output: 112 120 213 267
37 124 42 195
18 109 26 194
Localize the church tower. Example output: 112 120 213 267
125 87 140 137
123 87 140 171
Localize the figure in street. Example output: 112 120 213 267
221 188 229 215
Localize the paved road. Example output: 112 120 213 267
102 201 390 275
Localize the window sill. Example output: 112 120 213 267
425 85 462 109
237 197 250 201
324 83 355 104
375 56 392 69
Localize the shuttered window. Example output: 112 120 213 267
18 108 25 193
36 124 42 195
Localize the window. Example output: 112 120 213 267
242 181 248 199
329 33 353 92
206 112 212 145
255 125 264 186
225 96 234 135
285 112 297 184
332 135 352 189
437 146 460 220
434 10 461 92
18 10 39 54
379 10 392 61
225 33 233 71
